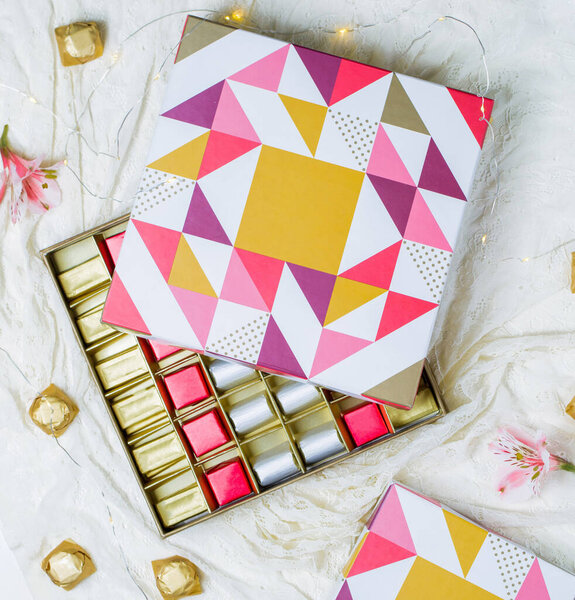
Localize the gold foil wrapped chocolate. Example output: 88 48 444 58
54 22 104 66
566 397 575 420
571 252 575 293
41 539 96 591
152 556 202 598
29 384 78 437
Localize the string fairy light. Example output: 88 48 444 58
0 345 150 599
0 9 498 243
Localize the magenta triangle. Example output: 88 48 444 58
257 317 306 379
367 175 417 236
334 581 353 600
182 184 231 245
294 45 341 104
418 139 466 201
161 80 225 128
287 263 336 324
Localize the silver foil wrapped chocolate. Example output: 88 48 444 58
252 443 299 487
228 394 275 435
208 359 255 391
298 423 345 465
275 381 322 416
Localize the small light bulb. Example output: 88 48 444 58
522 257 530 263
29 96 38 104
338 27 348 35
167 177 177 184
481 234 487 245
63 159 68 166
111 51 121 64
224 15 231 21
153 73 161 81
438 16 446 21
232 9 244 21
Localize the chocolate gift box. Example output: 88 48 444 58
42 216 446 536
333 483 575 599
101 15 494 409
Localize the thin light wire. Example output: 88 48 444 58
0 346 150 599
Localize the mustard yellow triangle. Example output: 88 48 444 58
396 557 500 600
167 235 216 297
279 95 328 155
147 131 210 180
443 510 488 577
324 277 386 325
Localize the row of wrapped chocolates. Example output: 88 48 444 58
42 216 445 537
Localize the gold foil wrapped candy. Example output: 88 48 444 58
29 384 78 437
54 22 104 66
41 540 96 591
566 396 575 420
152 556 202 599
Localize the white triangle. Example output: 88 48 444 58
325 292 387 342
330 73 392 121
146 117 209 164
183 233 232 296
418 189 466 251
338 176 402 273
395 485 463 577
382 123 430 183
314 108 363 171
205 299 269 365
277 45 326 105
389 242 435 303
539 557 575 600
199 146 261 245
466 533 514 598
270 265 323 376
227 79 311 156
402 241 452 304
347 556 416 600
132 168 194 231
329 111 379 171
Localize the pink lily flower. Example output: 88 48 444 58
489 427 575 495
0 124 62 223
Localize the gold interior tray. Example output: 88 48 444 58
41 215 447 538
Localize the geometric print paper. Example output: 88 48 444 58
103 15 494 407
333 483 575 600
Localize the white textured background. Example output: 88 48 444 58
1 1 575 598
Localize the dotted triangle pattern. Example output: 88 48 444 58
207 312 268 363
487 534 534 600
329 109 379 171
404 240 452 303
133 168 193 218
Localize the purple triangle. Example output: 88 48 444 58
294 45 341 105
368 175 417 236
182 184 232 245
418 139 466 201
162 80 225 128
288 264 336 325
257 317 306 379
335 581 353 600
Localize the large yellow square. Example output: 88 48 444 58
235 146 364 274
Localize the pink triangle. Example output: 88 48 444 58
257 317 306 379
102 275 151 335
347 532 416 578
310 329 370 377
340 241 402 290
515 559 551 600
220 249 268 311
288 263 336 325
212 81 260 142
404 190 452 252
330 59 390 105
168 286 217 347
133 220 182 281
448 88 493 147
197 131 260 179
366 125 414 185
368 485 416 554
377 291 437 340
182 184 231 245
229 45 290 92
418 139 466 200
236 248 284 311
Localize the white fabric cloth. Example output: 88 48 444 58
1 1 575 598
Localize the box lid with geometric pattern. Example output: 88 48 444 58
102 15 494 408
333 483 575 599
